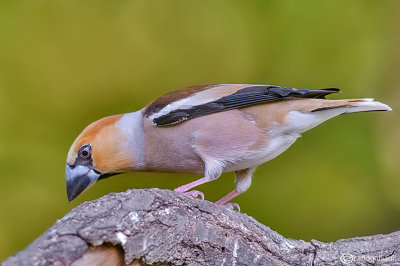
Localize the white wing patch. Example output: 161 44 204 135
148 93 219 121
148 84 245 121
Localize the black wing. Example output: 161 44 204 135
153 85 339 126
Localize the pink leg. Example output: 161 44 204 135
174 177 208 200
174 177 207 193
215 190 240 205
215 190 241 211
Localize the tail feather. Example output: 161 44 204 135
342 98 391 113
286 98 391 134
311 98 392 113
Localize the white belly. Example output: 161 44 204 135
225 132 300 172
224 110 333 172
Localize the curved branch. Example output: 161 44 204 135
3 189 399 265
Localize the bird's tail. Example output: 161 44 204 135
290 98 392 133
282 98 391 134
310 98 392 114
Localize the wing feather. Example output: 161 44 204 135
151 85 339 126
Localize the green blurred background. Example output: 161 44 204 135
1 0 399 260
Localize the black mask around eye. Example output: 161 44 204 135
73 144 93 167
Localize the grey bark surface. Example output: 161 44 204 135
2 189 399 266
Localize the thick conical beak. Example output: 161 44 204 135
66 164 100 202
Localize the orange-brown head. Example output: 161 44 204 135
66 114 135 201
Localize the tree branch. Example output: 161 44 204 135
3 189 399 265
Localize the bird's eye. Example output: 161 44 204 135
79 145 91 159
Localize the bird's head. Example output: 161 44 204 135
66 114 133 202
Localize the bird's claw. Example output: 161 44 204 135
222 203 240 212
175 190 205 200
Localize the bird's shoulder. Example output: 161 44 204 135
144 84 235 116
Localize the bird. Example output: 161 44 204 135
66 84 391 209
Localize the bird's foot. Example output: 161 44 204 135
174 189 204 200
219 202 240 212
215 190 241 211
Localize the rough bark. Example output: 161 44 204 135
2 189 399 266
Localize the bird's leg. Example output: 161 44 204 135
173 177 208 200
174 152 224 200
215 190 241 211
215 167 256 211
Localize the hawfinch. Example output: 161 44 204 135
66 84 391 209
